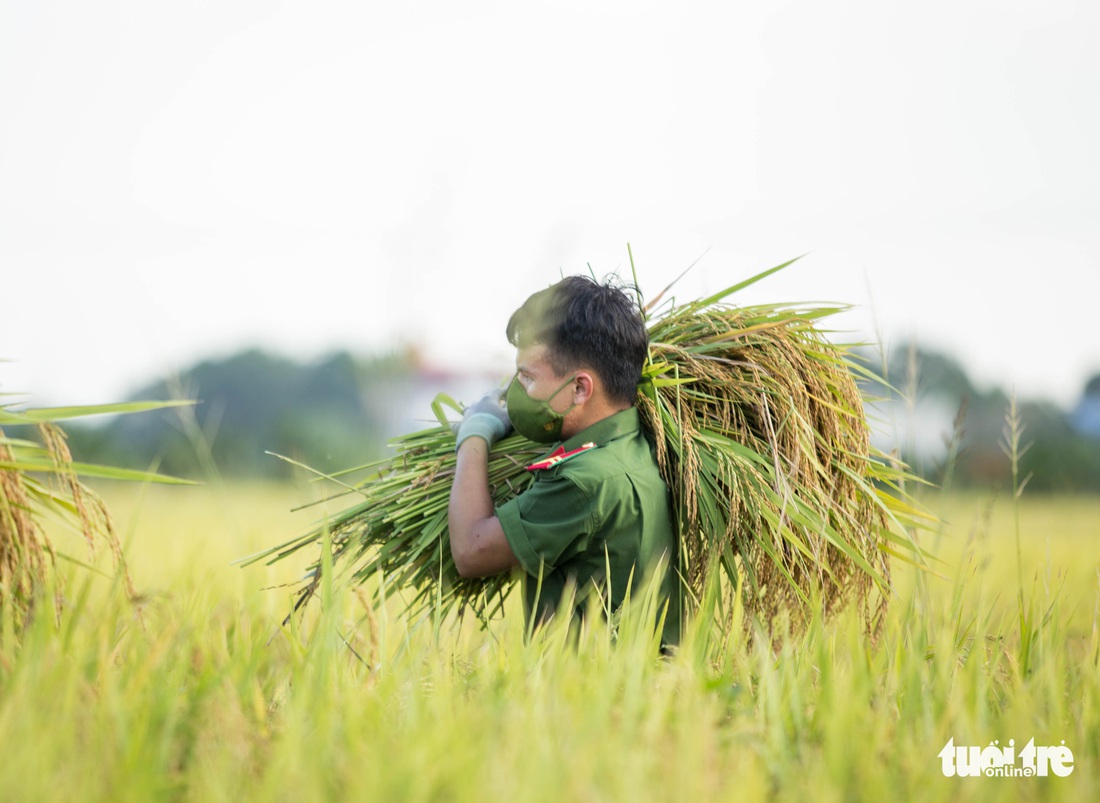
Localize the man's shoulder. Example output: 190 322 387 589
553 428 663 490
528 405 665 491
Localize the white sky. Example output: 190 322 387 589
2 0 1098 410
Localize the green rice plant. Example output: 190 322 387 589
5 483 1094 802
245 258 933 636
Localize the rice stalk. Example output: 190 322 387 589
247 260 933 636
0 422 131 629
1 401 195 636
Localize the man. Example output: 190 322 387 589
447 275 681 647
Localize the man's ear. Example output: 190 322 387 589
573 372 595 404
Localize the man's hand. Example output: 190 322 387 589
454 387 512 450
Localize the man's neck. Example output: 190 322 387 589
561 400 631 440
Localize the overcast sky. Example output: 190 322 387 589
2 1 1098 412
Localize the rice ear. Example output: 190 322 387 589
1 422 141 632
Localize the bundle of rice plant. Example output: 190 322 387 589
637 262 928 634
247 259 930 634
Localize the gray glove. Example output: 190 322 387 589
454 387 512 450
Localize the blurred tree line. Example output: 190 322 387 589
39 344 1100 492
63 349 418 480
861 345 1100 493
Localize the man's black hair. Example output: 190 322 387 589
506 275 648 406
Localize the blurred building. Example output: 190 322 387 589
1069 375 1100 440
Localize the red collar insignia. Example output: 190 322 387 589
525 442 597 471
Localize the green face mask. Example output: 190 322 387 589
506 372 577 443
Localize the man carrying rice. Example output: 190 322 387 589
447 276 682 647
248 257 926 640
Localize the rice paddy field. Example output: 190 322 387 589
1 479 1097 802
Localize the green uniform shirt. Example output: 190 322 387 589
496 406 682 646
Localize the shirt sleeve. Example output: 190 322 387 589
495 473 596 576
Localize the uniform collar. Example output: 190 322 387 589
560 406 640 452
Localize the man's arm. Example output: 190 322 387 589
448 436 521 578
